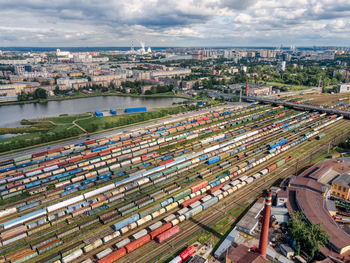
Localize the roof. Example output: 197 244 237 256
236 215 258 232
277 190 288 199
297 159 350 184
332 173 350 187
188 255 207 263
226 244 268 263
280 244 293 253
235 198 265 234
271 206 289 216
295 188 350 253
277 255 294 263
214 229 240 258
289 176 325 193
326 199 336 212
248 198 265 217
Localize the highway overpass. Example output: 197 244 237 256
241 95 350 119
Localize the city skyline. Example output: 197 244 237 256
0 0 350 47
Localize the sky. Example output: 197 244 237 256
0 0 349 47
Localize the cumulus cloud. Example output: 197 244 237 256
0 0 349 46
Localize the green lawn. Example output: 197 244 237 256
43 113 92 124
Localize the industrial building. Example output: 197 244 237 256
282 159 350 258
331 173 350 201
235 198 264 235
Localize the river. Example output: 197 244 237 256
0 96 186 128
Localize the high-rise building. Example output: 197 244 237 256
277 61 286 72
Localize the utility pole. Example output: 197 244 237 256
295 159 299 176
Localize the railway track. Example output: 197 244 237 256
1 104 349 263
50 119 350 262
115 120 350 263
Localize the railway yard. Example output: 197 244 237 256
0 102 350 263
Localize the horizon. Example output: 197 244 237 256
1 1 350 47
0 45 347 50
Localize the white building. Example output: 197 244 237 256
56 49 71 57
277 61 286 72
91 73 126 82
57 78 89 89
133 70 151 80
14 65 26 75
72 54 109 63
223 50 234 59
338 83 350 93
150 68 191 78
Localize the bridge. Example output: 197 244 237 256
240 95 350 119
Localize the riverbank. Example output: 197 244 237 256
0 101 217 153
0 91 192 106
0 95 189 128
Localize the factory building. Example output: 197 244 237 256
236 198 265 235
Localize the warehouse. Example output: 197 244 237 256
235 198 265 235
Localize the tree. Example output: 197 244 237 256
33 88 48 99
287 211 329 258
54 86 60 95
17 91 28 101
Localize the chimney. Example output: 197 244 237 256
246 80 248 95
259 189 272 259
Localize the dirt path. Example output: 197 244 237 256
30 113 94 134
68 113 94 133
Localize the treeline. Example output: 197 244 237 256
144 85 173 95
17 88 48 101
0 125 50 135
120 81 173 95
0 128 82 152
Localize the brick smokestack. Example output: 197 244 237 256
246 80 248 95
259 189 272 259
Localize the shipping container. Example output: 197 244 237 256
149 222 172 239
125 234 151 253
97 248 126 263
156 225 180 243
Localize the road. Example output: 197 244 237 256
0 105 239 162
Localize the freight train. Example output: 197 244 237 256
0 103 345 263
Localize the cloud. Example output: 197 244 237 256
0 0 349 46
